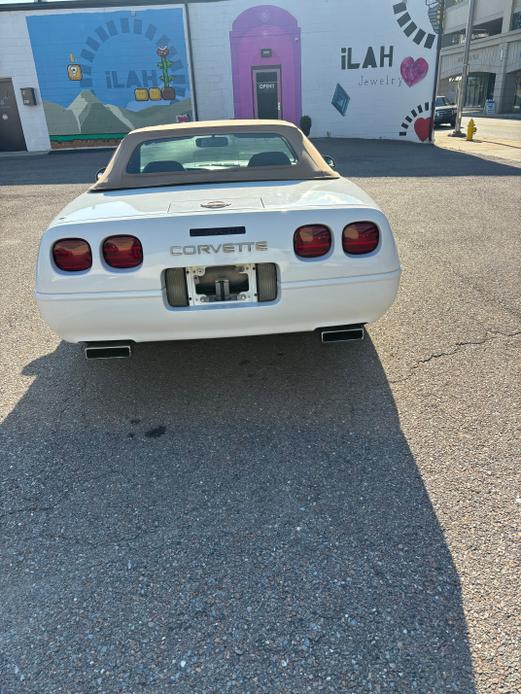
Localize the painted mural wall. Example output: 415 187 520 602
190 0 442 141
1 0 442 150
26 6 193 148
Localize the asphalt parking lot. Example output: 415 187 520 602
1 140 520 693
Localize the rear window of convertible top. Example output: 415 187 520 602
126 132 299 175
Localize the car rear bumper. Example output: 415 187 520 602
435 111 456 124
35 269 401 343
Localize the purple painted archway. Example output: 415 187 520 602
230 5 302 124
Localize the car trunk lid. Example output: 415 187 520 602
52 179 376 226
168 194 264 214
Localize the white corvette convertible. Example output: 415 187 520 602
35 120 401 359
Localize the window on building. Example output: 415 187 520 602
442 16 503 48
513 72 521 111
465 72 496 109
442 30 466 47
512 11 521 31
471 18 503 40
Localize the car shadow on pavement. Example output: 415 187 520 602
313 138 521 178
0 334 476 691
0 150 113 186
1 139 519 188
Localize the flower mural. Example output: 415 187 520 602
156 46 176 100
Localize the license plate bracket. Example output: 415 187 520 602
186 264 258 305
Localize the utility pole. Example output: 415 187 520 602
452 0 477 136
429 0 446 143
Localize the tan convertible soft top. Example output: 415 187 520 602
90 119 339 192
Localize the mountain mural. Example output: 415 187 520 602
44 90 192 140
27 7 193 147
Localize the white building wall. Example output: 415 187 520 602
506 33 521 70
2 0 439 150
440 41 504 78
0 12 50 151
444 0 506 32
188 2 235 121
190 0 437 141
440 0 521 113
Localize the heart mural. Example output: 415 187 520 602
400 57 429 88
414 117 431 142
399 102 432 140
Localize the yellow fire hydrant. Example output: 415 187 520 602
466 118 477 141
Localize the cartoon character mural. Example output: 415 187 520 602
67 56 83 82
229 5 302 124
27 8 193 148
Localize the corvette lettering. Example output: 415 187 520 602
170 241 269 256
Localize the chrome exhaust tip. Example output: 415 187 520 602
320 325 365 344
84 342 132 360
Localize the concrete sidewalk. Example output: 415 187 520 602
435 125 521 166
459 116 521 143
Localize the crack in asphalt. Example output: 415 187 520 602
1 527 164 556
0 504 53 518
435 255 521 321
389 329 521 385
0 469 129 522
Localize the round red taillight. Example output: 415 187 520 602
342 222 379 255
294 225 332 258
52 238 92 272
102 235 143 269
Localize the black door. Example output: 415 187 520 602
253 69 281 119
0 79 26 152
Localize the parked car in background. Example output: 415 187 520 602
434 96 457 128
35 120 401 359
